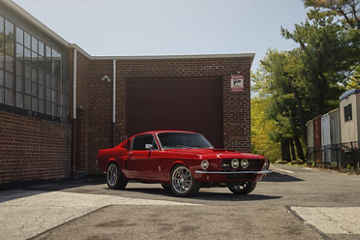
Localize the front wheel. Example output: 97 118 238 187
228 182 256 195
106 163 128 189
170 165 200 197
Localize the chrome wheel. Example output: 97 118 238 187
106 163 128 189
170 165 199 196
107 164 118 187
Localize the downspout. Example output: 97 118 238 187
71 49 77 178
113 59 116 146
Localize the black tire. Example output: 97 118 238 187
228 182 256 195
106 163 128 189
161 183 171 192
170 165 200 197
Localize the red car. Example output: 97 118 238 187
97 130 271 196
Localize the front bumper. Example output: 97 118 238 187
193 169 272 183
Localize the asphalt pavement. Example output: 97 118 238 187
1 164 360 240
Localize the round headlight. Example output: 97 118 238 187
240 159 249 169
201 160 209 170
231 159 240 169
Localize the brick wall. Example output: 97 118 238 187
0 110 71 184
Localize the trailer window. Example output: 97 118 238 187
344 104 352 122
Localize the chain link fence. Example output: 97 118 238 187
307 141 360 172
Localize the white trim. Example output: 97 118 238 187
73 49 77 119
113 59 116 123
88 53 255 60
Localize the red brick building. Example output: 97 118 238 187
0 0 254 184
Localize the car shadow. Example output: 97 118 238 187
124 187 281 202
262 171 303 182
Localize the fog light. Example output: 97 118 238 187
231 159 240 168
240 159 249 169
262 160 269 170
201 160 209 170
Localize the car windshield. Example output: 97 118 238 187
157 132 214 149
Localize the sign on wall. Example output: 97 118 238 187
230 75 244 92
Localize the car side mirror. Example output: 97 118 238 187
145 144 153 150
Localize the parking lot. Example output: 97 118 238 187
1 164 360 240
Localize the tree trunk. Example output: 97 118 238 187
294 136 305 160
289 138 296 161
281 138 291 162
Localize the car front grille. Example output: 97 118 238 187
221 159 263 170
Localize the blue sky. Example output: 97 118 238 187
13 0 308 71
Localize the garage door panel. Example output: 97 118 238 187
126 77 223 147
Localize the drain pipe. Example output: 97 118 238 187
71 49 77 178
113 59 116 146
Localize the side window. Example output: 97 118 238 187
344 104 352 122
132 134 158 150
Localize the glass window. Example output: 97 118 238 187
5 37 14 56
24 63 31 79
31 97 38 112
39 99 44 113
16 75 23 92
24 48 31 62
46 101 51 115
5 71 14 89
31 81 38 96
24 94 31 110
344 104 352 122
25 79 31 94
24 32 30 48
132 134 157 150
5 54 14 72
31 36 38 53
16 92 23 108
0 87 4 103
0 69 3 86
0 16 4 34
5 88 15 106
0 51 4 68
38 41 44 56
16 60 23 76
16 27 23 44
16 43 23 58
4 20 14 38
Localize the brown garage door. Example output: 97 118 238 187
126 77 223 148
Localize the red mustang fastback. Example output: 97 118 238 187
97 130 271 196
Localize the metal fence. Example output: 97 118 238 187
307 141 360 172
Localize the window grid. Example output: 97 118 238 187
0 15 68 119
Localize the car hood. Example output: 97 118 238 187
162 148 264 160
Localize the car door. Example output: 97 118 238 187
127 134 159 180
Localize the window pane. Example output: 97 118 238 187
0 35 4 53
32 68 38 82
5 54 14 72
0 51 3 69
16 75 23 92
52 103 56 116
32 97 38 111
31 81 38 96
39 99 44 113
0 69 3 86
32 51 38 66
38 41 44 56
62 106 68 118
0 86 4 103
25 63 31 80
16 27 23 44
24 47 31 62
31 36 38 53
25 79 31 94
5 71 14 89
46 45 51 57
39 68 44 84
16 60 23 76
5 20 14 38
39 84 44 99
16 43 23 58
5 38 14 56
46 87 51 100
5 88 15 106
24 94 31 110
0 16 4 34
24 32 30 48
51 89 56 102
46 73 51 87
46 101 51 115
16 92 23 108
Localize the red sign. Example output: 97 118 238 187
230 75 244 92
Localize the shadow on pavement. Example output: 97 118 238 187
124 187 282 202
263 172 303 182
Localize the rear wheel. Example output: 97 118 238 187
170 165 200 197
106 163 128 189
228 182 256 195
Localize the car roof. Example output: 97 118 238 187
132 130 198 137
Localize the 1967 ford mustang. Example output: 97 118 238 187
97 130 271 196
